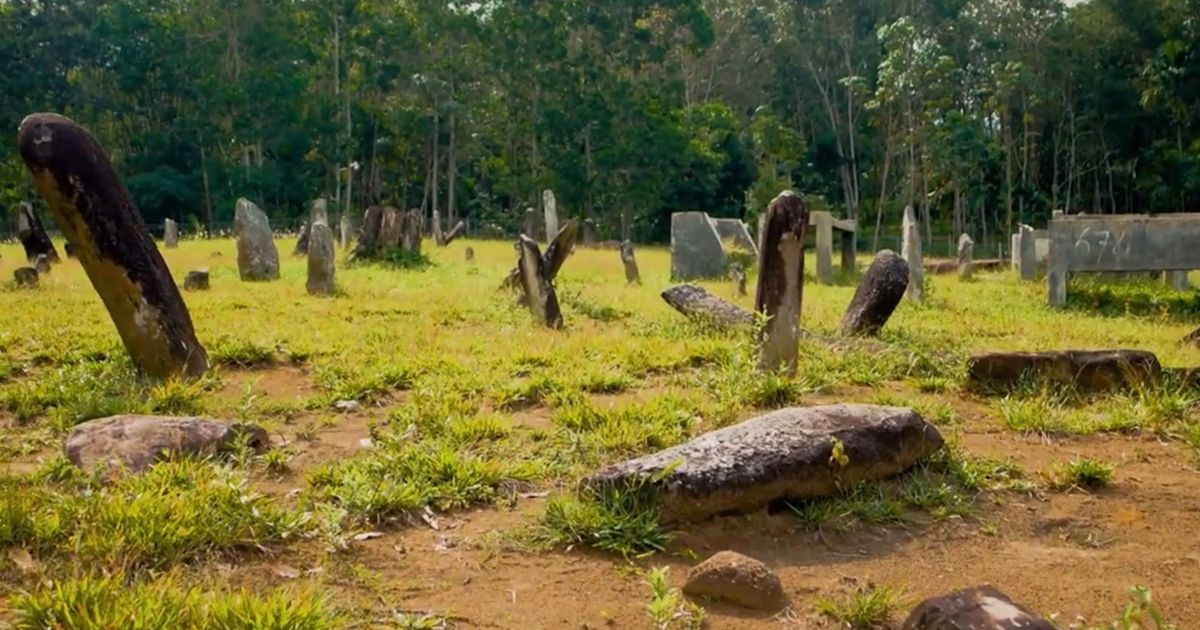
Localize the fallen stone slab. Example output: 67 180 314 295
661 284 755 328
683 551 785 611
902 586 1055 630
585 404 944 523
65 415 269 474
966 350 1161 394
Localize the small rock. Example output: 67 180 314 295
903 586 1055 630
183 269 210 291
683 551 785 611
64 415 269 474
335 400 361 413
13 267 38 288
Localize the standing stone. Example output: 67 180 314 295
183 270 210 291
619 240 641 284
13 267 38 288
380 207 403 250
957 233 974 279
353 206 384 259
432 209 444 245
517 235 563 329
729 263 748 296
293 222 310 256
841 250 909 337
523 207 538 239
502 221 580 292
670 212 729 280
543 190 559 245
339 213 352 250
16 201 60 263
35 253 51 274
310 198 329 226
442 221 466 246
234 198 281 281
306 221 335 296
399 210 422 254
465 246 475 263
163 218 179 249
1018 224 1036 281
755 191 809 374
1168 270 1190 291
901 206 924 303
814 211 834 284
902 586 1055 630
18 113 209 380
583 218 597 246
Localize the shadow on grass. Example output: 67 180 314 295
1065 277 1200 322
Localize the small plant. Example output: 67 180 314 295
535 484 670 557
1092 586 1178 630
1051 458 1115 490
644 567 705 630
813 583 906 629
262 447 293 474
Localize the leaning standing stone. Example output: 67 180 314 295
586 404 944 523
306 221 336 296
956 233 973 279
64 415 268 474
755 190 809 374
183 270 210 291
13 267 38 288
840 250 909 337
442 221 466 246
729 263 747 296
353 206 384 258
902 205 924 303
234 198 281 281
293 221 310 256
517 235 563 328
619 240 641 284
16 201 60 263
164 218 179 248
18 113 209 380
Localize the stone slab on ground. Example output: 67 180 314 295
586 404 944 523
967 350 1161 393
902 586 1055 630
65 415 269 474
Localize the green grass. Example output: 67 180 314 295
1051 458 1117 490
813 584 907 629
644 567 705 630
533 484 670 557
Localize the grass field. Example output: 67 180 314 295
0 236 1198 628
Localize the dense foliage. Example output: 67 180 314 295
1 0 1197 247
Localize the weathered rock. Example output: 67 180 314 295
14 267 38 288
730 263 748 297
293 221 311 255
183 269 210 291
583 218 597 246
967 350 1161 394
902 205 924 303
523 207 538 239
813 211 835 284
841 250 909 337
19 113 209 380
661 285 754 328
432 209 444 245
306 221 336 296
957 234 974 279
379 208 402 250
310 199 329 226
543 189 559 245
399 210 422 254
502 221 579 292
234 198 281 281
35 253 51 275
517 235 563 329
1018 224 1036 282
16 201 60 263
711 218 758 256
619 240 641 284
671 212 728 280
163 218 179 248
465 246 475 263
353 206 385 259
442 221 466 246
64 415 269 474
586 404 944 523
339 213 352 250
683 551 785 611
755 190 809 374
902 586 1055 630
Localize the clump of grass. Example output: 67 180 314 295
813 583 906 629
491 374 564 410
645 567 705 630
534 484 670 557
995 393 1068 434
209 337 278 367
552 395 698 459
1050 458 1116 490
314 362 417 403
146 379 210 415
561 290 632 323
13 574 340 630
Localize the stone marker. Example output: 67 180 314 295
400 209 422 254
755 190 809 374
306 221 336 296
543 189 559 245
671 212 728 280
183 269 210 291
902 586 1055 630
729 263 747 296
683 551 785 611
18 113 209 380
1018 224 1036 281
353 206 384 259
14 267 38 288
661 285 754 328
64 415 268 474
35 253 51 275
1168 270 1190 291
841 250 909 337
163 218 179 248
235 198 281 281
311 198 329 225
967 349 1161 394
339 213 352 250
293 221 310 255
17 201 60 264
432 209 444 245
523 207 538 239
957 233 974 279
517 235 563 329
814 211 834 284
711 218 758 256
619 240 640 284
586 404 944 523
901 205 924 303
64 241 78 258
465 246 475 263
378 207 402 250
583 218 597 246
502 221 579 292
442 221 466 246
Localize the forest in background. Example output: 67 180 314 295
1 0 1197 251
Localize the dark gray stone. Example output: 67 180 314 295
306 222 335 296
64 415 268 474
586 404 944 523
35 253 51 274
163 218 179 248
671 212 728 280
755 191 809 374
903 586 1055 630
234 198 280 281
14 267 38 288
967 350 1161 394
661 284 754 328
841 250 909 337
183 269 209 291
